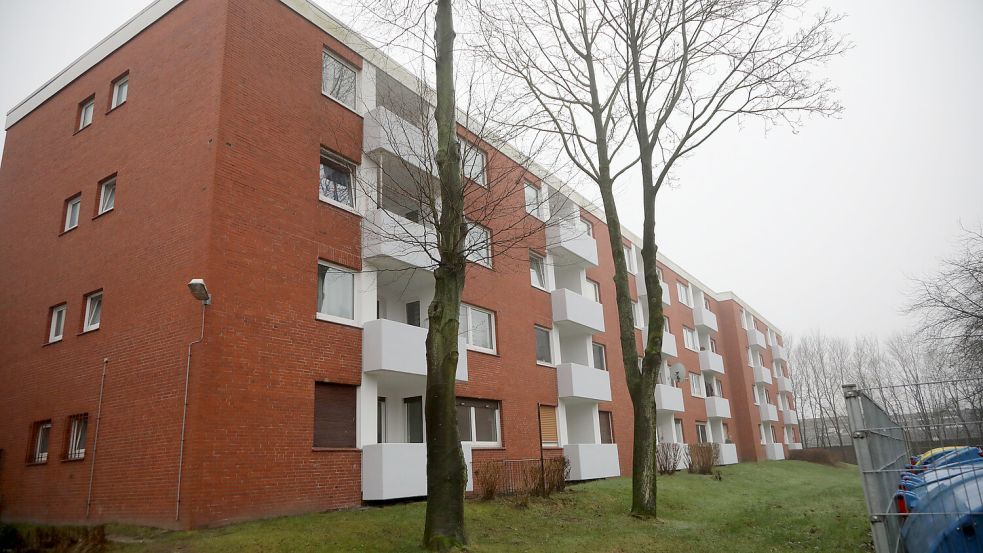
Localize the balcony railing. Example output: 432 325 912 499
698 350 725 375
363 106 435 175
564 443 620 481
776 375 793 393
557 363 611 402
362 442 474 500
747 328 767 350
363 318 467 381
545 221 598 267
655 383 684 412
764 443 785 460
705 396 731 419
772 343 788 362
693 305 718 333
552 288 605 334
759 403 779 422
718 443 739 465
782 409 799 425
788 442 803 450
753 364 773 385
662 330 678 358
362 209 437 270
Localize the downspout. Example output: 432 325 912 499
85 357 109 518
176 299 207 522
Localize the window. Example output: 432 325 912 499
78 98 94 130
759 423 766 445
377 398 387 442
663 316 670 334
747 347 754 366
111 75 128 109
83 291 102 332
753 385 760 405
456 398 500 445
714 378 723 397
65 414 88 460
317 262 355 323
405 396 424 443
703 295 711 310
529 252 547 289
764 388 772 404
581 218 593 237
632 301 643 329
48 304 67 343
722 423 730 442
313 382 357 448
28 420 52 464
674 419 684 443
705 377 715 397
64 196 81 232
689 373 704 398
586 279 600 303
319 153 355 208
655 266 664 281
539 405 558 445
592 342 606 371
461 139 486 186
534 326 553 365
98 177 116 215
623 244 636 273
322 51 357 109
524 182 548 220
599 411 614 444
465 221 491 266
460 304 495 353
709 338 718 353
676 282 692 307
682 327 698 351
696 423 709 444
740 308 748 330
405 300 422 327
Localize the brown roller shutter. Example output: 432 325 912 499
314 382 357 448
539 405 558 445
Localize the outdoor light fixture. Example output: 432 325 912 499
187 278 211 304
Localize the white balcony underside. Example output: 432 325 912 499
699 350 725 375
748 329 767 351
655 384 684 412
557 363 612 402
753 365 772 385
759 404 779 423
551 288 605 334
546 222 598 267
565 443 620 480
362 443 474 500
362 209 437 271
705 396 731 419
765 443 785 460
363 318 467 381
694 307 718 333
363 106 437 176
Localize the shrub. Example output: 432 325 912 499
656 442 684 475
475 461 504 500
789 448 839 466
688 443 720 475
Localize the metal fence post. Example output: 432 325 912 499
844 384 892 553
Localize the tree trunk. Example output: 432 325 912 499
422 0 468 549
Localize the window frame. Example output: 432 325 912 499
321 50 358 110
28 420 52 464
465 221 492 267
539 404 559 446
460 138 487 187
623 244 636 274
696 422 709 444
524 181 549 220
48 304 67 343
689 372 704 398
316 260 358 327
534 325 554 366
674 419 684 443
457 398 502 448
460 303 496 354
586 279 601 303
632 300 643 329
682 326 698 352
64 195 82 232
676 281 692 307
529 251 548 290
83 291 103 332
111 74 129 110
65 413 88 460
98 176 116 215
78 97 95 130
318 151 357 212
591 342 606 371
599 410 615 444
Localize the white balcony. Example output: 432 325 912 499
788 442 803 450
662 330 678 358
705 396 731 419
699 350 725 375
747 328 767 351
759 403 779 423
546 221 598 267
363 106 436 175
362 209 437 271
362 443 474 500
782 409 799 425
772 343 788 362
363 318 467 381
753 365 772 385
693 305 718 333
551 288 605 334
655 384 684 412
764 443 785 460
776 375 793 393
718 443 739 465
564 443 620 480
557 363 612 402
637 278 671 306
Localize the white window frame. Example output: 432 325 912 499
586 279 600 303
64 196 81 232
623 244 636 274
759 423 766 445
459 401 501 448
316 261 358 327
673 419 684 443
534 325 554 366
111 75 129 109
740 308 748 330
632 300 643 329
689 373 704 398
67 415 87 460
753 385 761 405
98 177 116 215
682 326 698 351
79 99 94 130
48 304 67 343
581 218 593 238
592 342 606 371
33 422 52 463
747 347 754 366
529 251 547 290
465 221 492 267
83 291 102 332
461 138 487 187
696 423 709 444
676 281 692 307
318 152 357 213
460 304 496 354
524 182 549 220
321 50 358 110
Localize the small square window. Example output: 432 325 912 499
529 252 547 289
83 291 103 332
98 177 116 215
319 153 355 209
78 99 94 130
64 196 81 232
322 51 357 109
65 414 88 460
28 420 52 464
48 304 67 343
534 326 552 365
111 75 129 109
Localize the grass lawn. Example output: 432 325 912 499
107 461 871 553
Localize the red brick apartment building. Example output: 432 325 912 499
0 0 801 529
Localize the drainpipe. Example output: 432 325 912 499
175 299 207 522
85 357 109 518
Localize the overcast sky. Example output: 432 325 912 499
2 0 980 340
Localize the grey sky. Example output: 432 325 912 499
1 0 980 340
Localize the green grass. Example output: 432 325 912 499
107 461 872 553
